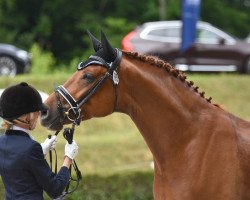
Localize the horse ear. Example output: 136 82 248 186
101 31 116 59
87 30 102 52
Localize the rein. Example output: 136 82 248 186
48 125 82 200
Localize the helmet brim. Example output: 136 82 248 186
38 103 49 112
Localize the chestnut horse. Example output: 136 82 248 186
41 32 250 200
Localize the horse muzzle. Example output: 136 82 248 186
40 107 63 131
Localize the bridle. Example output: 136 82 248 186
50 48 122 199
55 48 122 125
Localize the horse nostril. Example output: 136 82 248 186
41 109 49 118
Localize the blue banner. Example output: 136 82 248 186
181 0 201 52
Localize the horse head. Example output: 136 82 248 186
41 31 122 130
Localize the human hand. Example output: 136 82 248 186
64 140 78 160
41 135 57 156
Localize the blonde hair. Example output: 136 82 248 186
1 112 39 131
1 119 13 130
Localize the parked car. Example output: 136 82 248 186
0 43 31 77
121 21 250 73
246 34 250 43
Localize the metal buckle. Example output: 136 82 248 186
112 71 119 85
65 107 81 122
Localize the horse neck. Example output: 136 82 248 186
116 53 216 166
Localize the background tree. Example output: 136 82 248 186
159 0 167 20
0 0 249 69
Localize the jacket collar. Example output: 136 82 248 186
5 130 31 138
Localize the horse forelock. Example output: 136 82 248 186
123 51 218 107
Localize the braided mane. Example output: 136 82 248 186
123 51 213 104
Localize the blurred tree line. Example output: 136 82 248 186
0 0 249 71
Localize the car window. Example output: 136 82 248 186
196 28 222 44
147 27 180 38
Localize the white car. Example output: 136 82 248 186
122 21 250 73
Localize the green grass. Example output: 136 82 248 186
0 72 250 199
1 171 154 200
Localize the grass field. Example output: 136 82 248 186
0 72 250 199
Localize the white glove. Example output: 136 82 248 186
41 135 57 156
65 140 78 160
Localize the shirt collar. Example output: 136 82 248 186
11 125 34 139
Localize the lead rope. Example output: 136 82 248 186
48 131 60 173
49 123 82 200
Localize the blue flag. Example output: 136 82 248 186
181 0 201 52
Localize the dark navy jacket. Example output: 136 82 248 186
0 130 70 200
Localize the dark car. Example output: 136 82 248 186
0 43 31 77
121 21 250 73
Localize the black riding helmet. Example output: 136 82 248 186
0 82 48 120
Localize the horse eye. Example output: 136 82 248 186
82 73 95 83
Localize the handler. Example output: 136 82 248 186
0 82 79 200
